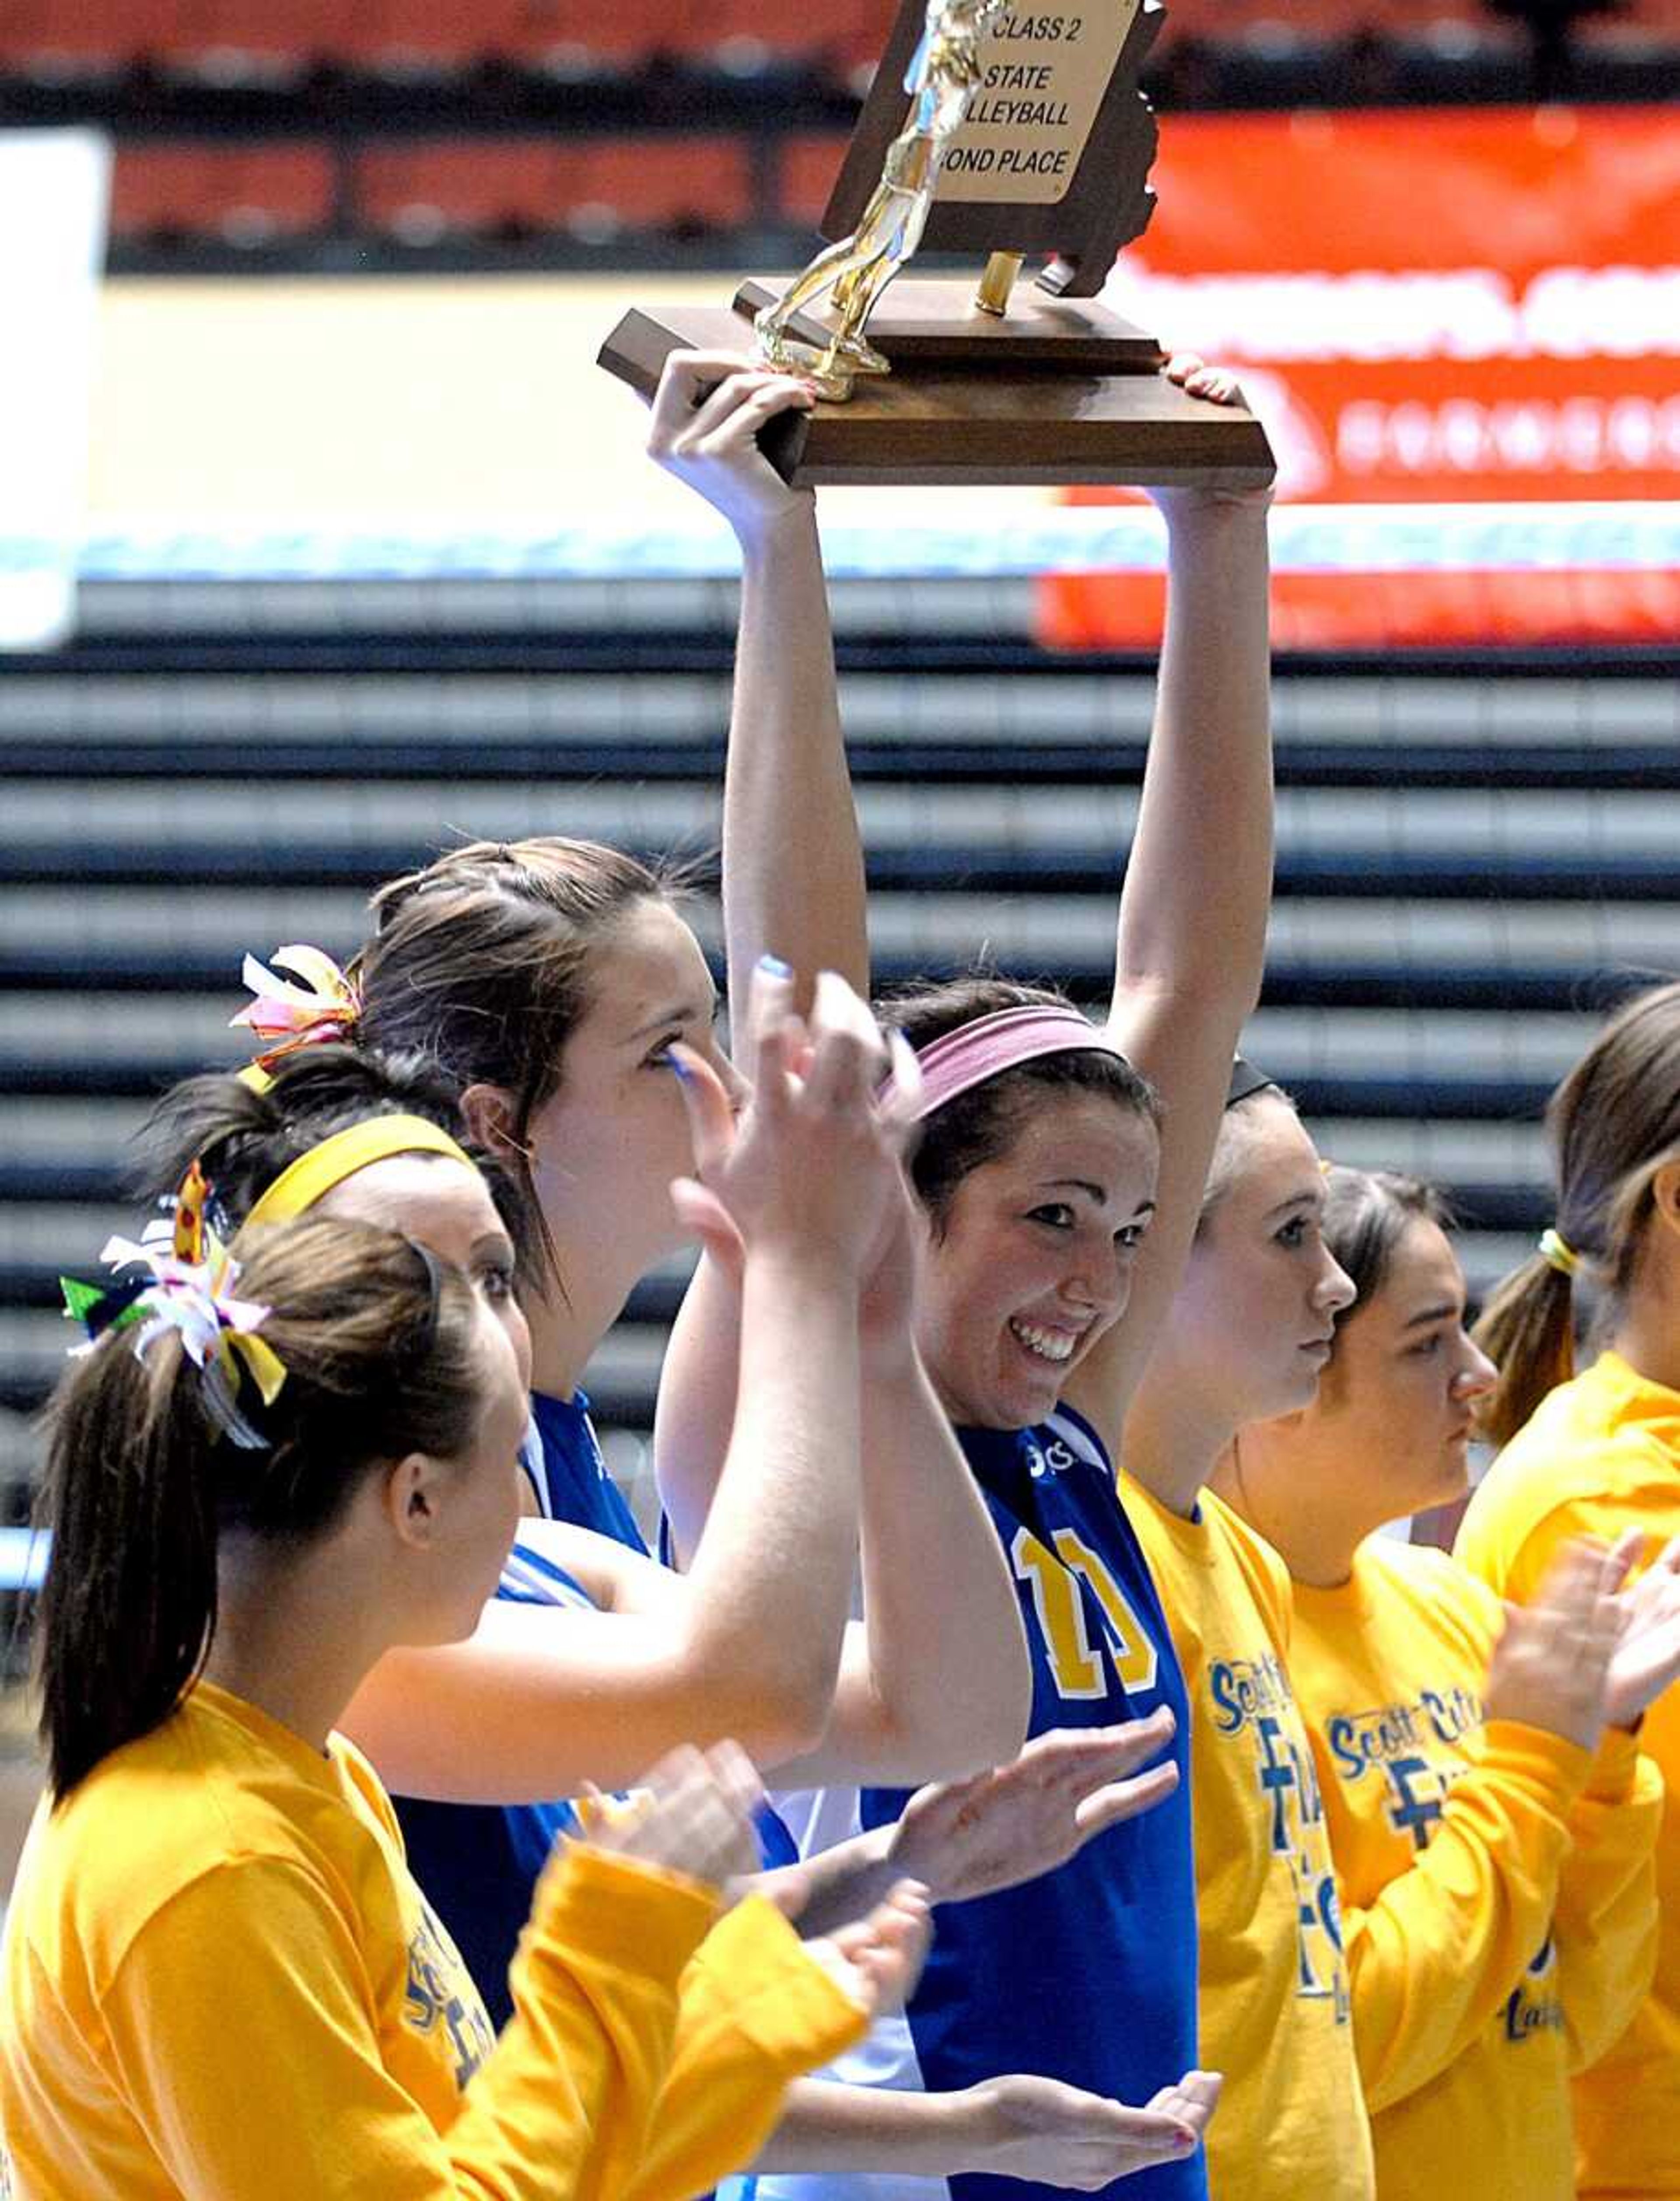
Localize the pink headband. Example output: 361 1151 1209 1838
899 1004 1133 1121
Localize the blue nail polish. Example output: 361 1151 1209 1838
658 1049 693 1081
758 953 793 978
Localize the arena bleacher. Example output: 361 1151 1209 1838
2 0 1676 266
2 569 1676 1530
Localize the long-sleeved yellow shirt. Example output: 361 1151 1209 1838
0 1680 868 2200
1289 1536 1660 2201
1457 1348 1680 2199
1126 1479 1375 2201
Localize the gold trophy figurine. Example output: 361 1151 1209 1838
754 0 1012 399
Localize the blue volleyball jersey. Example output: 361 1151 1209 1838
757 1404 1205 2201
528 1386 648 1554
398 1391 794 2025
395 1538 592 2027
400 1391 643 2024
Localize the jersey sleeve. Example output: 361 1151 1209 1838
101 1841 719 2200
1337 1719 1592 2115
625 1895 872 2201
1552 1730 1664 2073
1457 1439 1680 1606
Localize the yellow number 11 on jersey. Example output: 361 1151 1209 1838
1012 1526 1160 1699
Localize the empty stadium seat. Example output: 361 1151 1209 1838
356 136 752 238
109 143 336 240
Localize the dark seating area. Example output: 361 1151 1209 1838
4 0 1674 266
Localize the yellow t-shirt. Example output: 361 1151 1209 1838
0 1680 867 2201
1291 1537 1659 2201
1126 1480 1375 2201
1457 1348 1680 2199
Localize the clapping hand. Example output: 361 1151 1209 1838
892 1710 1180 1906
1603 1530 1680 1731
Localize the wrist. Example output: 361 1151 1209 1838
883 1812 942 1899
862 1320 920 1379
1160 493 1272 551
946 2083 1002 2174
743 1239 865 1303
735 494 820 568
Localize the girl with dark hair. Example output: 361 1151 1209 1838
2 1213 924 2199
155 993 1205 2186
1456 979 1680 2198
1220 1163 1680 2200
140 969 1037 1979
656 356 1271 2201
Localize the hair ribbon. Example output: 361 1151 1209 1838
232 944 360 1080
61 1161 286 1448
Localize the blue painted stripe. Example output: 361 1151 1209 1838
19 501 1675 583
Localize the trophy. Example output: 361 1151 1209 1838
598 0 1274 488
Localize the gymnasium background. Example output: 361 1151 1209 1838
0 0 1676 1854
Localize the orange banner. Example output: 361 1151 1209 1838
1048 104 1680 645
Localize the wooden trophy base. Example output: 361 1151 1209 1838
598 277 1274 490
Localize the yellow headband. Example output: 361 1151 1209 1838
242 1117 476 1233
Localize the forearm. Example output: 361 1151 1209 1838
1347 1720 1589 2114
724 505 869 1027
750 2079 987 2177
844 1352 1030 1779
1115 498 1272 1007
1554 1732 1663 2071
627 1898 871 2201
654 1257 744 1572
681 1249 865 1755
752 1823 901 1939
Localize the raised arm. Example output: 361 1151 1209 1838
1065 361 1275 1455
349 978 1023 1798
648 354 1029 1784
347 973 894 1790
652 349 869 1569
640 346 868 1015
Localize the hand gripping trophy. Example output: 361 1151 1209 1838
753 0 1012 399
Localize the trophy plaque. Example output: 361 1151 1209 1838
598 0 1274 489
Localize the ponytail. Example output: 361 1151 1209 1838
38 1328 220 1800
1473 978 1680 1449
37 1218 488 1798
1472 1253 1578 1448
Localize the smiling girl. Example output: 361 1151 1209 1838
656 355 1271 2201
